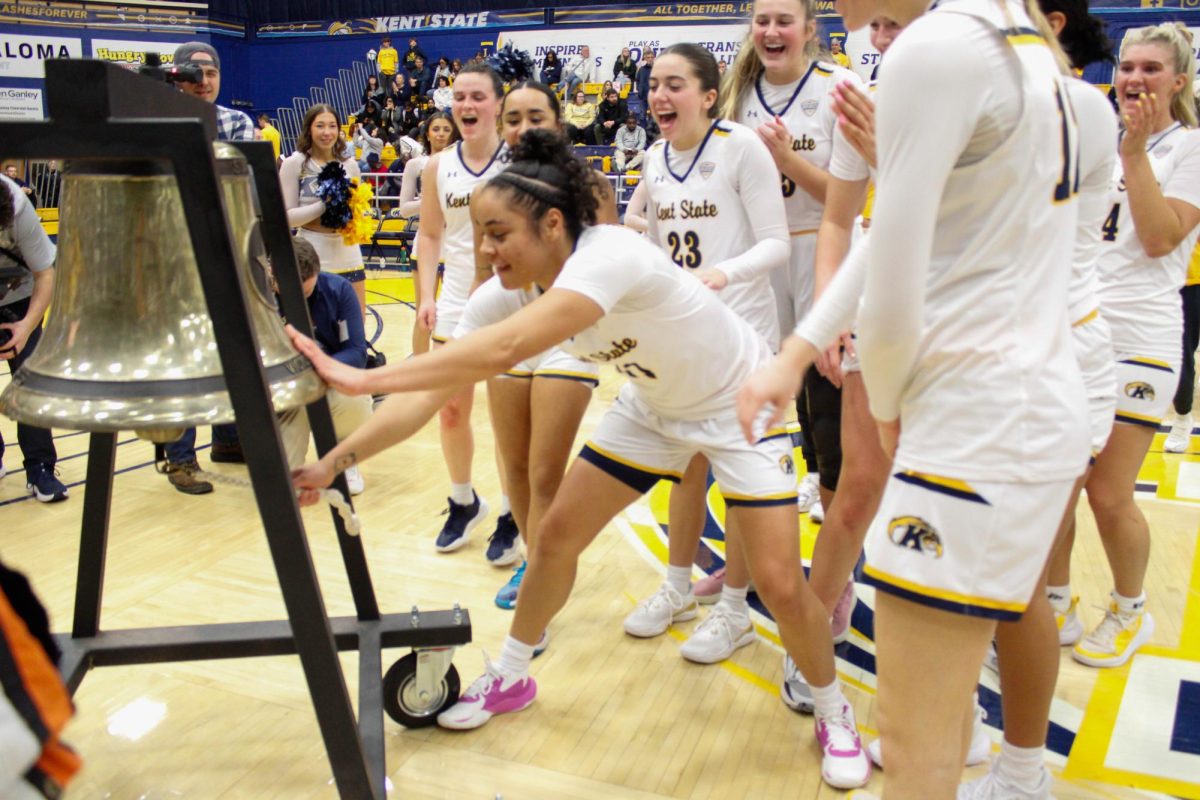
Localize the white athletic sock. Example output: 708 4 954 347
449 482 474 506
1112 589 1146 615
1045 584 1071 612
809 678 848 718
496 635 535 677
717 583 750 621
996 739 1046 791
498 495 512 517
666 564 693 597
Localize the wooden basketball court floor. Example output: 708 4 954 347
1 275 1198 799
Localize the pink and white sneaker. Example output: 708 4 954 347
436 660 537 730
831 580 857 644
815 703 871 789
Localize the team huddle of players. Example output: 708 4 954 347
284 0 1200 796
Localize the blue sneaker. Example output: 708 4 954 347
26 463 68 503
495 561 526 609
435 492 489 553
486 512 522 566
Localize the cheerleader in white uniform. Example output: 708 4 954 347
1063 22 1200 669
289 131 870 789
624 43 790 666
414 63 506 554
739 0 1088 793
281 104 367 319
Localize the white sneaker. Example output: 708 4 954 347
780 654 815 714
869 702 990 768
957 763 1052 800
810 498 825 523
796 473 820 513
815 702 871 789
624 583 698 638
344 465 364 496
1165 413 1192 453
1073 602 1155 668
1054 596 1084 646
679 605 755 663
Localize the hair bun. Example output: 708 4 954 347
509 128 569 166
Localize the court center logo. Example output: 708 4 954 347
888 515 944 558
1125 381 1156 402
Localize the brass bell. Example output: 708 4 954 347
0 142 325 442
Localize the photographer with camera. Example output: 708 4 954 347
173 42 253 143
155 41 254 495
0 175 66 503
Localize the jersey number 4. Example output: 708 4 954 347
667 230 702 269
1101 203 1120 242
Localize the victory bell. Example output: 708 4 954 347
0 142 326 442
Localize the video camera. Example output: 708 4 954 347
138 52 204 84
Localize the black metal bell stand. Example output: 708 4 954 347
1 59 471 799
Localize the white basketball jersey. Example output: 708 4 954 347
737 61 861 232
1065 78 1119 326
553 225 773 421
643 121 781 347
437 141 506 304
886 0 1087 481
1095 123 1200 359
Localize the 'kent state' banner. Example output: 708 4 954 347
255 10 543 38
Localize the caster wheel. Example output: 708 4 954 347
382 652 461 728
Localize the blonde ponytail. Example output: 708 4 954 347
1120 22 1197 127
719 0 823 121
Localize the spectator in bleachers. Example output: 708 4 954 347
378 97 402 143
562 45 598 101
277 235 370 494
635 49 654 96
403 38 427 71
432 76 453 112
593 87 626 145
613 47 638 87
433 56 452 85
377 36 399 97
3 166 37 207
354 122 385 172
410 55 433 97
357 76 384 116
612 113 646 173
829 36 850 67
400 95 423 131
601 79 616 98
450 58 463 80
257 113 282 162
564 89 597 144
540 50 562 87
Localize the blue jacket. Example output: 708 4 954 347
308 272 367 369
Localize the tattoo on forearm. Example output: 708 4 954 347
333 453 357 472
